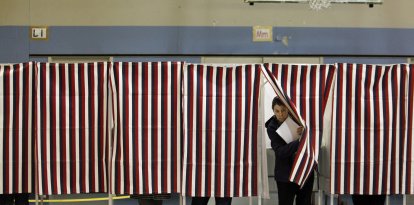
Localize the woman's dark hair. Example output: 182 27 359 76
272 96 285 110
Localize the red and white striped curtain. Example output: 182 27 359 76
181 64 261 197
404 64 414 194
261 65 318 187
36 62 109 195
329 63 408 195
0 62 36 194
265 64 336 186
109 62 182 195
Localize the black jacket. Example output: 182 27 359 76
265 116 300 182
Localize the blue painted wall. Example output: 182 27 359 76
113 56 201 63
0 26 30 63
324 57 407 64
1 26 414 63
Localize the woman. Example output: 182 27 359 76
265 97 314 205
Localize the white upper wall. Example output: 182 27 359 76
1 0 413 28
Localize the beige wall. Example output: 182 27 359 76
0 0 29 25
1 0 413 28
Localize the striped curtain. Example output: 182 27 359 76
330 63 408 195
181 64 261 197
265 64 336 186
0 63 36 194
403 64 414 194
109 62 182 195
263 64 334 186
36 62 109 195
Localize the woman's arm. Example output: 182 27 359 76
267 127 299 159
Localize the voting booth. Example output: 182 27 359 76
260 63 336 204
319 63 414 204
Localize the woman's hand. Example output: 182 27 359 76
296 126 304 142
296 126 304 135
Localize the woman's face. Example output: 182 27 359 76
273 104 289 122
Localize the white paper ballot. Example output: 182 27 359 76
276 116 301 144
